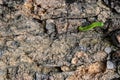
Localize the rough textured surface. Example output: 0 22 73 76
0 0 120 80
102 0 120 13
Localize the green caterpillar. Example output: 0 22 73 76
78 22 104 31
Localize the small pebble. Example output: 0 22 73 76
35 73 49 80
103 0 109 5
71 57 78 65
0 0 3 4
45 22 56 34
107 60 115 69
116 35 120 43
49 76 54 80
61 66 70 72
75 51 88 58
117 65 120 75
104 47 112 54
0 49 4 57
88 62 106 74
79 45 87 51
